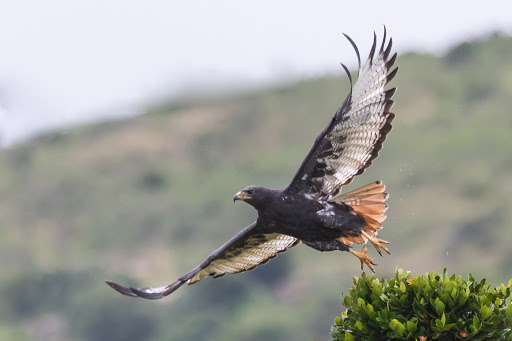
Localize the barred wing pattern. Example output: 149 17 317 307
106 222 298 299
189 231 299 283
286 30 397 199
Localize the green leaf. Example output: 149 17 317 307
435 319 443 329
406 320 417 333
444 322 457 331
436 299 445 316
480 305 492 320
389 319 405 336
399 293 409 305
450 287 458 301
343 296 353 307
444 280 454 294
469 273 475 284
472 316 481 330
440 293 454 308
372 284 382 297
505 304 512 318
495 297 502 306
501 283 507 294
400 281 406 293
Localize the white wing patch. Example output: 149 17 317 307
189 233 299 283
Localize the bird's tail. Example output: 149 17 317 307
332 180 389 246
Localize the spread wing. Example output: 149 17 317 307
285 29 397 200
106 222 299 299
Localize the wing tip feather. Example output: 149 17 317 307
386 52 397 69
105 280 139 297
340 62 353 89
368 31 378 64
343 33 361 70
106 278 186 300
385 87 397 99
384 99 395 112
386 66 399 84
383 37 393 60
379 26 387 53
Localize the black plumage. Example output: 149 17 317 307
107 29 398 300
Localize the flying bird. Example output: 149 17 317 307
107 30 398 300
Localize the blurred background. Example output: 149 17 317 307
1 1 512 340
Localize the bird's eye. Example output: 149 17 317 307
246 189 254 195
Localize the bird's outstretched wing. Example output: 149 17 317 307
106 222 299 299
286 29 397 200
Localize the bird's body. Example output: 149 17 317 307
107 29 398 300
248 187 363 250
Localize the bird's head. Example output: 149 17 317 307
233 185 273 209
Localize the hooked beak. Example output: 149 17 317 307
233 192 241 202
233 191 251 203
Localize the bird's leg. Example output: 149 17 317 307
349 246 376 272
361 231 390 256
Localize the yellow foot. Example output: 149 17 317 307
361 231 391 256
349 246 376 272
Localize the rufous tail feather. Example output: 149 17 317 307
333 181 389 249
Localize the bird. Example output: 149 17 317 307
106 29 398 300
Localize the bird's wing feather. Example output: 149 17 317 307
106 222 299 299
286 29 397 199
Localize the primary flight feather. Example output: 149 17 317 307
107 29 398 300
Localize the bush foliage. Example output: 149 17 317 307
332 269 512 341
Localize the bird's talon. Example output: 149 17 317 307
350 246 376 272
362 231 391 255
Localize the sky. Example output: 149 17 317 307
0 0 511 146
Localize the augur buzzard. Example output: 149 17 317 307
107 30 398 300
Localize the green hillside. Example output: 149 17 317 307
1 32 511 340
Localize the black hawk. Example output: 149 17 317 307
107 30 398 300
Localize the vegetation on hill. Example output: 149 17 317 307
0 32 511 340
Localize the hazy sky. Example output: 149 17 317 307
1 0 511 145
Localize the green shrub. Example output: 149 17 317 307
331 269 512 340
